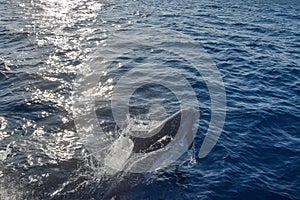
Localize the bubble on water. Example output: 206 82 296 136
0 144 11 161
0 117 7 131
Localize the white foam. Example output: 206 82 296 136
104 135 134 172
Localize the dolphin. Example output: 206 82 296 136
103 108 199 199
130 108 198 153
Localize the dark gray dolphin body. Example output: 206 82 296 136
103 108 199 200
130 109 181 153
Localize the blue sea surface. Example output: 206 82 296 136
0 0 299 199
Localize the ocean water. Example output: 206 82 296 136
0 0 299 199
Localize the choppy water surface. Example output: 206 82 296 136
0 0 299 199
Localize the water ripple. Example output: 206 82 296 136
0 0 299 199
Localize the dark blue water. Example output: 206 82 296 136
0 0 299 199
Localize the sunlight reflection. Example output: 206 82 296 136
21 0 105 117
